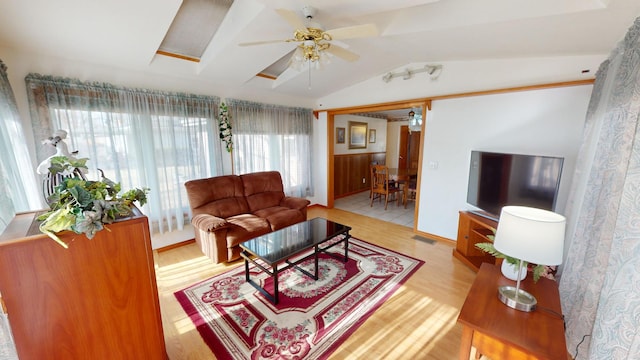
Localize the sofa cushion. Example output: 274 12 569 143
254 206 307 231
185 175 250 218
241 171 286 212
225 214 271 248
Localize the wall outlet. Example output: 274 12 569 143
362 177 366 183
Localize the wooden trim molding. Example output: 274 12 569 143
256 73 277 80
429 79 595 102
155 50 200 63
318 79 594 115
156 239 195 252
327 100 428 115
327 113 335 209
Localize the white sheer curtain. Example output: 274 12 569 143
0 60 40 234
559 17 640 359
228 99 313 197
25 74 224 234
0 59 22 360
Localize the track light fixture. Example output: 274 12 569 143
382 64 442 83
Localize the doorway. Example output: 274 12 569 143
399 125 420 170
326 101 430 231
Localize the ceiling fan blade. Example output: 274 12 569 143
275 8 307 31
238 39 293 46
326 44 360 62
324 23 378 40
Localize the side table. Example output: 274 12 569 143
457 263 568 360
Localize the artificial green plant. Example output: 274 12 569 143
37 155 149 248
475 232 548 283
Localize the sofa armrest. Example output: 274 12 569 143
191 214 229 231
281 196 311 211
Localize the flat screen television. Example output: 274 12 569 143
466 151 564 220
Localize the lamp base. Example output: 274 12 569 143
498 285 537 312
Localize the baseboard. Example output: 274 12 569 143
156 239 195 252
308 204 327 210
414 229 455 245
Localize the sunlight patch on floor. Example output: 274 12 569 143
174 314 197 335
342 286 461 359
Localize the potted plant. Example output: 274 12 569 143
37 155 149 248
475 234 551 283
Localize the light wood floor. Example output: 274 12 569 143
154 206 479 359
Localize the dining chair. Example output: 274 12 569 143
370 165 401 210
405 179 417 208
369 161 378 199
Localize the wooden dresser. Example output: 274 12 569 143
0 209 167 360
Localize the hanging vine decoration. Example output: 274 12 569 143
218 102 233 152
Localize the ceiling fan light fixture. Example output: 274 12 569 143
408 109 423 133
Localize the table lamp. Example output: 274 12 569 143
493 206 566 312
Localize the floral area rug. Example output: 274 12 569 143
174 237 424 360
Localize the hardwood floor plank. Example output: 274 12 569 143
155 207 478 359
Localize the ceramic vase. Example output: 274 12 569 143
501 260 527 281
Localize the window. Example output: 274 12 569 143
229 99 313 198
26 74 223 234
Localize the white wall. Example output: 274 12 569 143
334 115 387 155
418 85 592 239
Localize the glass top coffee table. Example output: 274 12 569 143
239 217 352 304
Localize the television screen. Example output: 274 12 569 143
466 151 564 220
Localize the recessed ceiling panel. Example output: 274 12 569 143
157 0 234 61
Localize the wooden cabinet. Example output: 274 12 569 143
0 209 167 360
452 211 499 272
334 152 386 198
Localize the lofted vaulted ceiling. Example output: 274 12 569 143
0 0 639 102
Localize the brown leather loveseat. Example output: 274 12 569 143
185 171 311 263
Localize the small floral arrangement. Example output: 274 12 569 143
37 156 149 248
218 102 233 152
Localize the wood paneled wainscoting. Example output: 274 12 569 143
334 152 386 198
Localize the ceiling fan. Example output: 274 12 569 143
239 5 378 69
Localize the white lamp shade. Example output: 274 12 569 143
493 206 566 265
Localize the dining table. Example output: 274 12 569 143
388 168 418 206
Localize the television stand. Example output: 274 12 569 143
452 211 499 272
467 210 499 222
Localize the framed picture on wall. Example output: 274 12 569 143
369 129 376 143
349 121 368 149
336 127 345 144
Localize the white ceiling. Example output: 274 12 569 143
0 0 639 102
